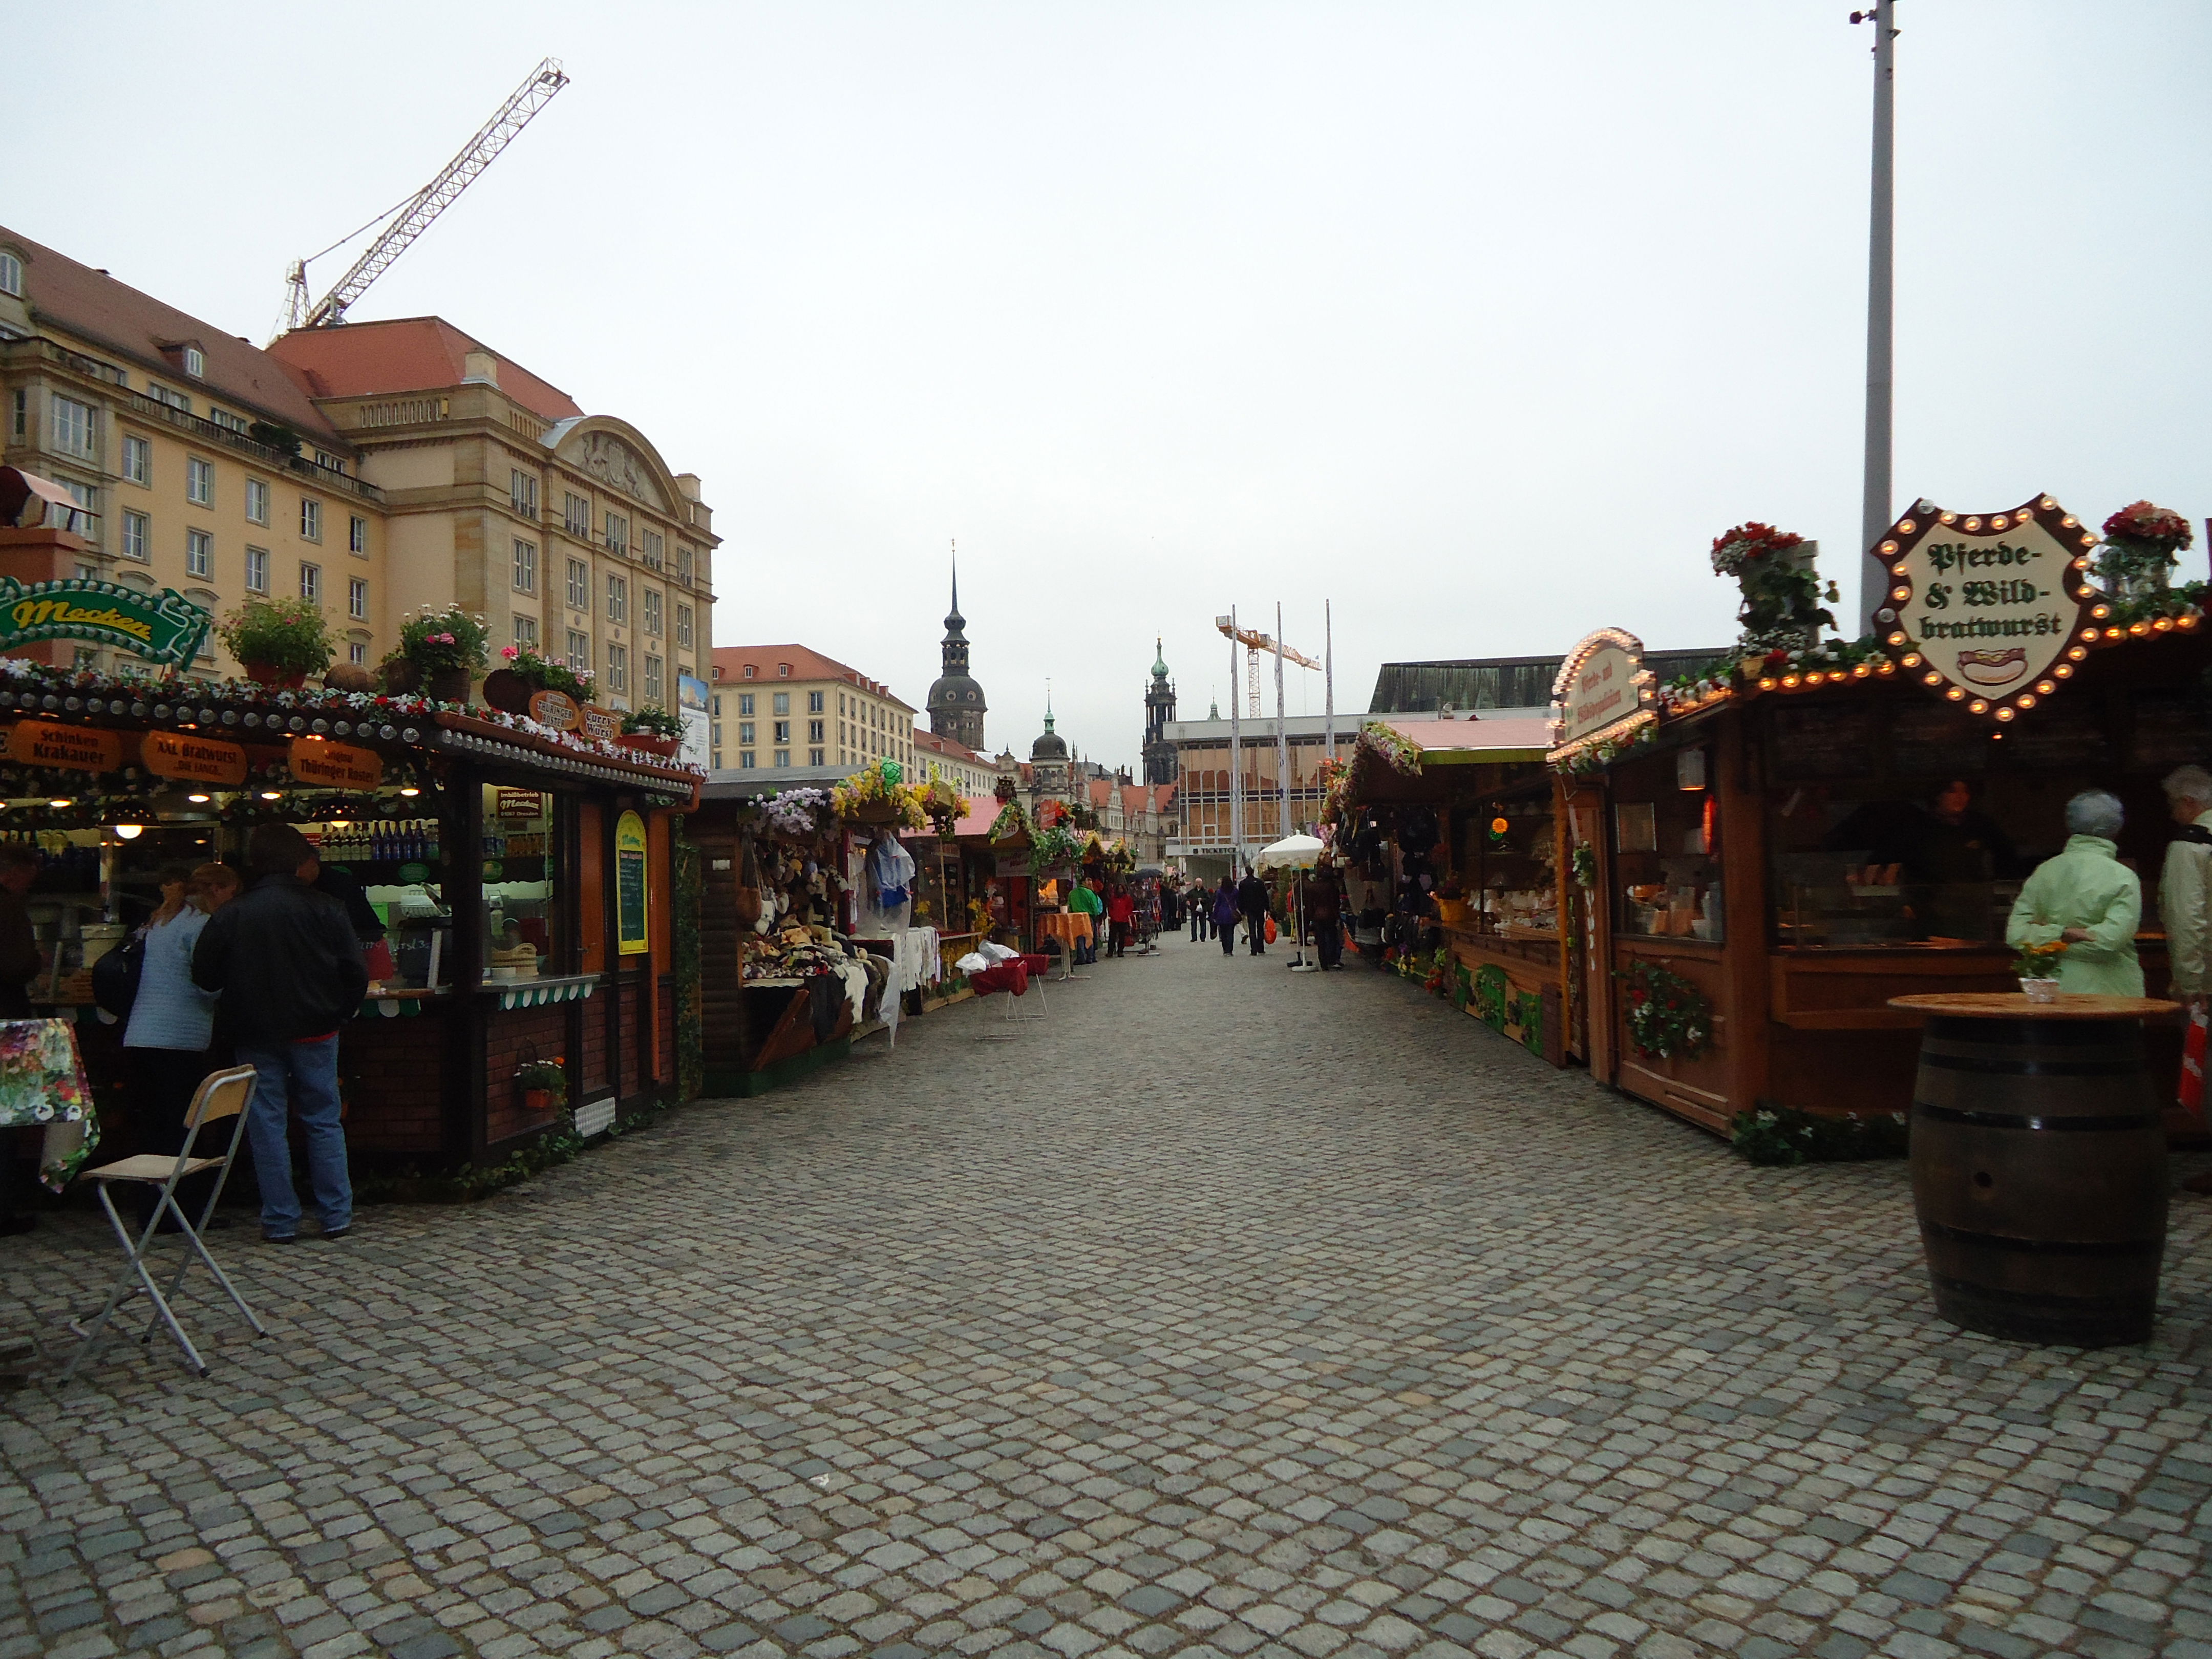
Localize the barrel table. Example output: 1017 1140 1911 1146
1889 993 2178 1348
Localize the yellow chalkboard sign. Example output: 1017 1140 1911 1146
615 810 649 956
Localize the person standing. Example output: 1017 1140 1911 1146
1238 865 1270 956
1190 878 1209 943
1105 884 1135 958
1067 874 1102 966
1213 875 1240 957
124 864 220 1233
0 846 44 1236
2160 767 2212 1007
2005 790 2144 995
193 823 367 1243
1308 867 1345 971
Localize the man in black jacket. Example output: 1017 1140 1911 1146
193 823 367 1242
1238 866 1270 956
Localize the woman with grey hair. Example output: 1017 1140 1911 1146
2005 789 2144 995
2160 766 2212 1011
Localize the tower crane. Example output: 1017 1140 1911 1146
276 57 570 337
1216 614 1320 718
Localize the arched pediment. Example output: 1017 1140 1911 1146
545 415 682 516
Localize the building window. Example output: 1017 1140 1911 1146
774 749 790 768
50 394 94 459
773 720 790 743
315 449 346 475
349 515 368 554
606 573 626 624
678 545 694 585
566 629 589 671
148 383 190 413
513 539 537 594
0 252 19 295
348 642 368 666
186 457 214 506
563 492 588 536
566 558 588 610
777 663 791 677
807 719 824 743
244 478 269 525
121 510 149 561
245 547 268 593
63 481 98 542
645 654 663 703
739 751 756 769
186 527 211 578
604 512 627 555
742 664 756 679
642 528 664 569
348 576 367 620
675 604 693 648
10 389 23 439
607 642 627 693
121 435 151 486
210 408 247 435
510 469 538 519
809 748 824 767
807 690 824 713
514 613 539 648
300 498 322 541
772 692 790 716
183 346 204 378
643 589 661 637
300 563 321 604
738 722 755 745
738 694 754 716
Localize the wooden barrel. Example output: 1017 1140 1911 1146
1908 1011 2168 1347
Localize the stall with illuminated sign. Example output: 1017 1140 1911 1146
0 552 700 1180
1560 495 2209 1136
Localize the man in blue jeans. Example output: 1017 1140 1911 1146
193 822 367 1243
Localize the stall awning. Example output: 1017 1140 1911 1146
1382 714 1552 763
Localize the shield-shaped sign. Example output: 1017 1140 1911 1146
1870 495 2100 722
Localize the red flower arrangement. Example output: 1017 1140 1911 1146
1710 522 1807 579
2102 500 2195 552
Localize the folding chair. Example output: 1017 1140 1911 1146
62 1064 267 1384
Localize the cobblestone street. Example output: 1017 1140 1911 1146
6 940 2212 1659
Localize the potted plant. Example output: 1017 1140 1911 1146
515 1057 566 1115
2014 939 2068 1002
620 705 683 758
2098 501 2195 601
396 604 491 704
217 595 333 689
482 642 597 713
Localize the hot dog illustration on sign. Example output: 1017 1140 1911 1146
1867 495 2100 721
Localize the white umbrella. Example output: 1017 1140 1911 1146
1253 834 1326 969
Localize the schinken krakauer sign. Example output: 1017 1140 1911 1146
0 579 212 669
1869 495 2099 722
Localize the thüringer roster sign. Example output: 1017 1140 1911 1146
1871 495 2099 722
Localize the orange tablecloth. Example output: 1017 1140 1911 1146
1036 912 1092 949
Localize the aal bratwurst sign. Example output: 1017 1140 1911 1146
1870 495 2101 723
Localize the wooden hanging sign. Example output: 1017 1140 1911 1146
6 719 123 774
1871 494 2099 722
528 688 580 731
144 729 248 786
1548 627 1655 762
579 706 623 744
289 736 384 789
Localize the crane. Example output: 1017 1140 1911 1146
277 57 570 336
1216 614 1320 718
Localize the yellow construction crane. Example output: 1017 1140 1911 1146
1216 614 1320 718
276 57 569 337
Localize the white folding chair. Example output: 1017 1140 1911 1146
62 1064 267 1383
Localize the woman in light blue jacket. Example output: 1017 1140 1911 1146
125 863 222 1232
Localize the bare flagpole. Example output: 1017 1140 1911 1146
1273 602 1289 840
1324 600 1336 763
1855 0 1898 635
1228 605 1243 874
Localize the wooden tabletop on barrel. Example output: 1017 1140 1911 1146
1887 992 2181 1019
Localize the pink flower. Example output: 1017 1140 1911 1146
501 646 519 660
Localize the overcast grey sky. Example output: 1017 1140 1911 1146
10 3 2208 766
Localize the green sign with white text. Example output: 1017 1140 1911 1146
0 578 212 668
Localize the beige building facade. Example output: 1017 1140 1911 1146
709 644 914 778
0 225 387 677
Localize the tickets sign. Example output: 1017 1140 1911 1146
288 736 384 789
8 719 123 774
1871 495 2099 720
1549 627 1655 759
144 729 248 786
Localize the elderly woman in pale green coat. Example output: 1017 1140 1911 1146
2005 790 2144 995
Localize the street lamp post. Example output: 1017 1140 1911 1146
1855 1 1899 637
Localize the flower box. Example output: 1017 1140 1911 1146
619 733 679 759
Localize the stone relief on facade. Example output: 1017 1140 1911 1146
564 429 667 511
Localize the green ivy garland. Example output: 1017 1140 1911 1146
1619 960 1711 1061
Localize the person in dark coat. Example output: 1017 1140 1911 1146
1307 868 1345 970
1237 867 1270 956
1190 877 1210 942
1212 875 1240 956
192 823 367 1243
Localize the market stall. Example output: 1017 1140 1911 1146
1559 498 2211 1137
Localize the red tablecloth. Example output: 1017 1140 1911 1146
971 960 1030 997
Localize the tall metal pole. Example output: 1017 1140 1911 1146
1858 1 1897 637
1228 606 1243 873
1324 600 1336 763
1274 603 1289 840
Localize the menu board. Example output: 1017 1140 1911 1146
615 810 649 956
1766 704 1876 783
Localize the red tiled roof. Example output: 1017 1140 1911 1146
266 316 583 423
915 728 986 766
1119 784 1149 816
3 223 343 441
1086 779 1111 807
710 645 913 709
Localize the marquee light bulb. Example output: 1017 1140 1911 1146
48 798 71 809
114 824 143 839
1897 519 1917 534
186 793 210 804
260 791 282 801
399 785 420 797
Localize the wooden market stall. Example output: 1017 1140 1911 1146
1559 497 2212 1138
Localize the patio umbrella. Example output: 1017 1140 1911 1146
1254 835 1326 969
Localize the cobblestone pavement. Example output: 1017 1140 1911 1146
6 940 2212 1659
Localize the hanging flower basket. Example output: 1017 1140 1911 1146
619 733 680 759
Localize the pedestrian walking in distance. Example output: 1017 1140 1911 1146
192 822 368 1243
1105 883 1135 959
1190 878 1210 943
1213 874 1240 957
1238 865 1270 956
